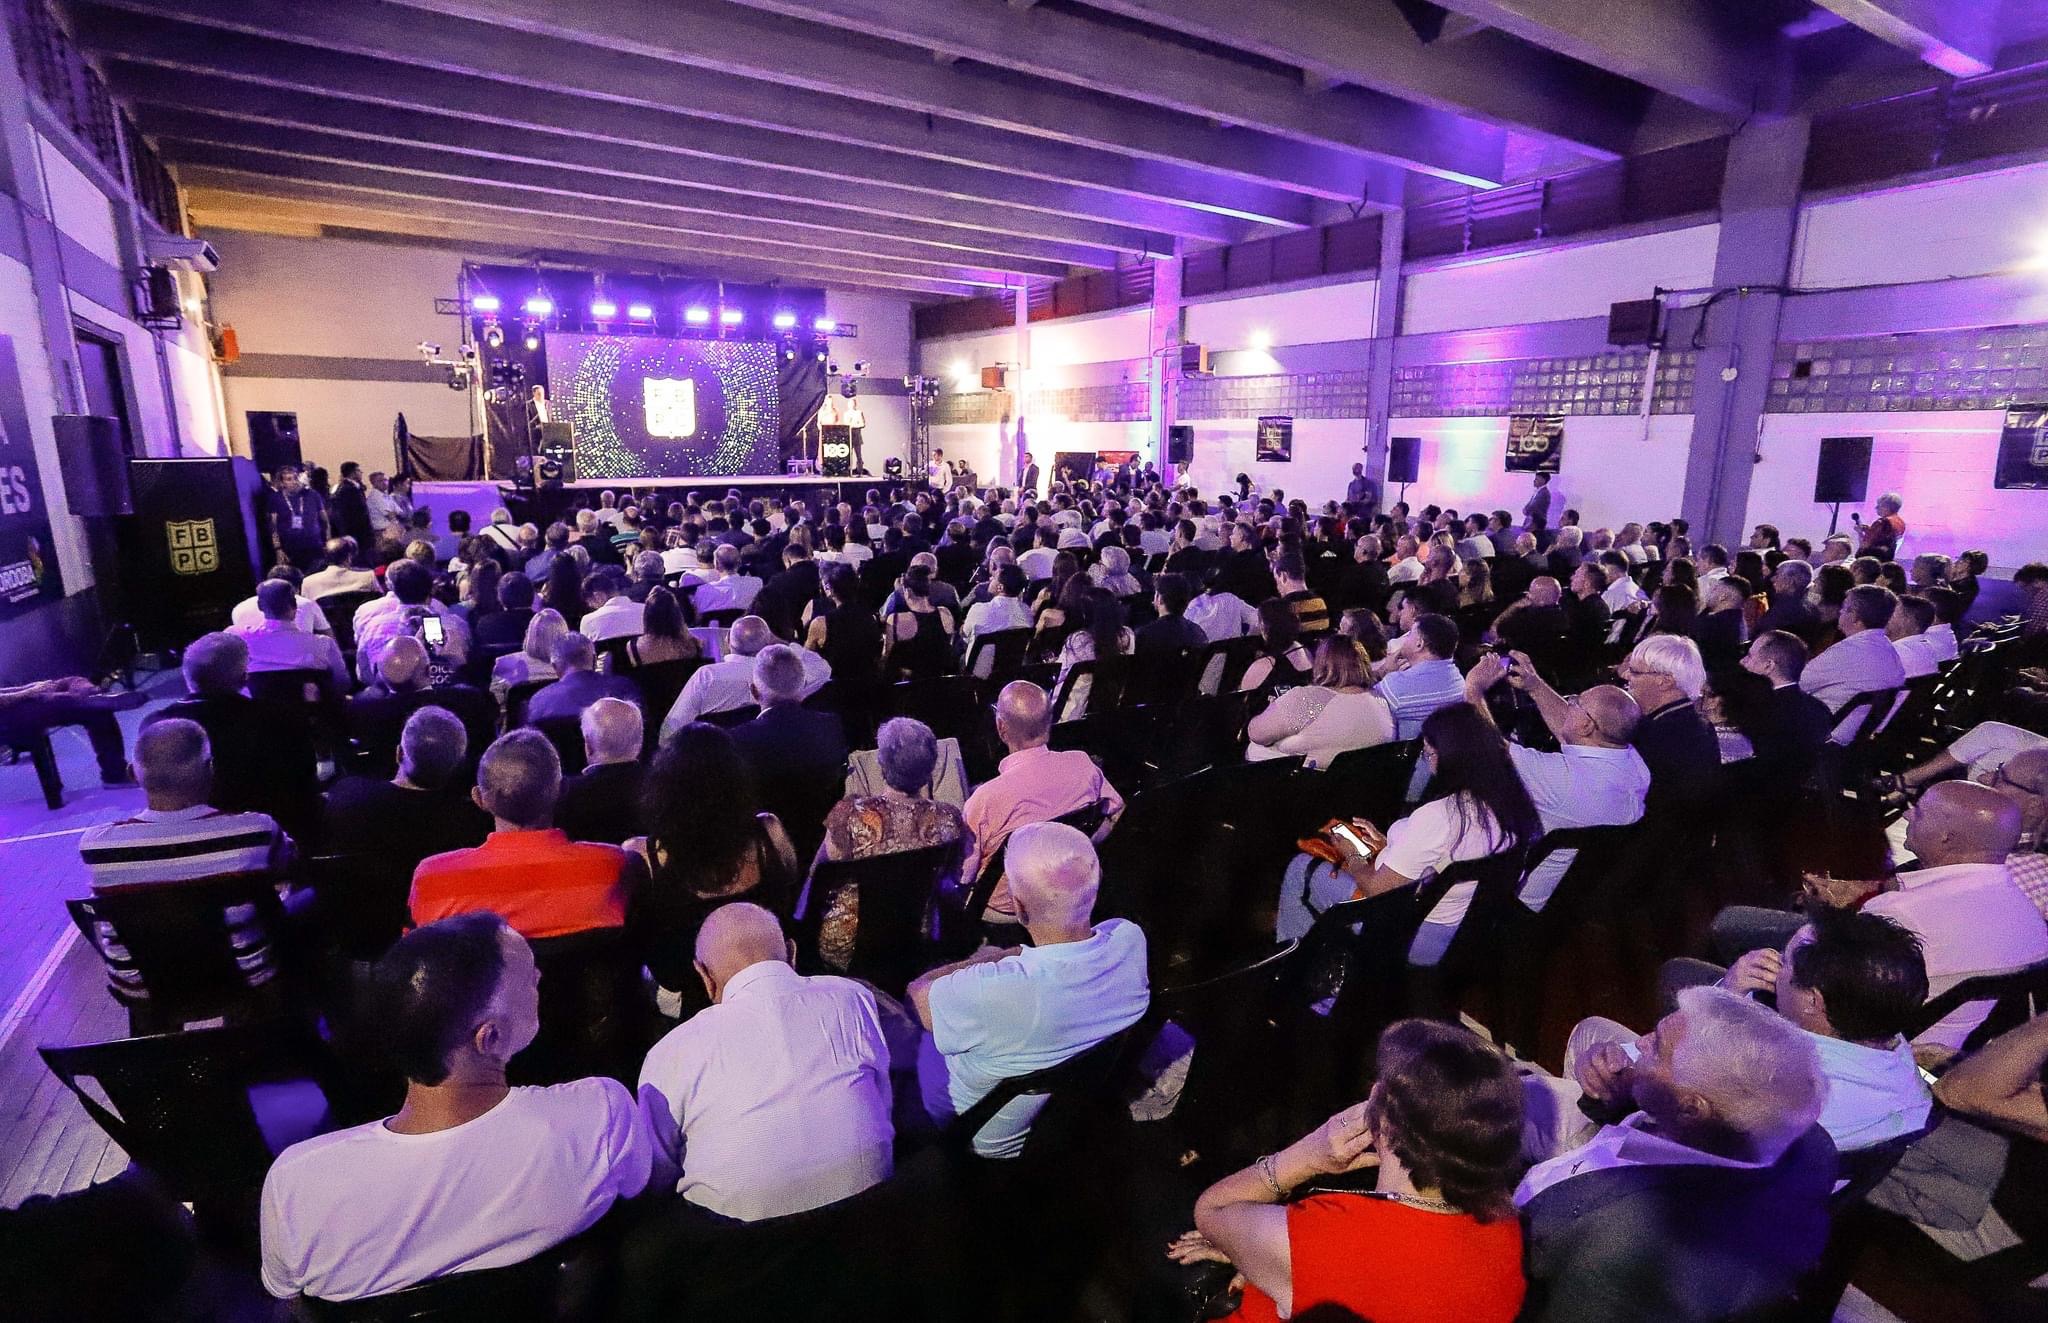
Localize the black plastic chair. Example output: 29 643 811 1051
40 1020 334 1225
1196 635 1263 696
249 667 341 706
304 852 418 962
696 703 759 729
699 607 747 630
627 657 705 751
797 841 964 997
316 590 383 657
882 674 983 745
68 874 290 1034
512 927 653 1087
1305 740 1420 836
963 627 1032 682
529 714 589 774
502 678 552 730
1150 940 1308 1171
940 1019 1142 1162
942 800 1108 953
1907 956 2048 1053
293 1224 619 1323
1407 845 1532 1023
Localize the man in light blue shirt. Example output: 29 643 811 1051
1372 613 1466 741
909 822 1149 1158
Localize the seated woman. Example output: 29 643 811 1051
625 725 799 1017
881 565 956 681
1090 544 1145 599
1338 607 1390 665
808 717 966 971
1457 558 1494 611
456 558 502 630
1167 1018 1525 1323
490 608 568 706
1247 637 1393 769
1949 549 1987 612
805 564 883 680
1238 599 1315 700
1643 584 1699 639
618 586 701 669
1276 704 1540 966
1030 567 1090 664
1054 588 1135 717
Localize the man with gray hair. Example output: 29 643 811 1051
728 646 849 860
638 903 893 1220
909 823 1149 1158
693 543 763 613
1517 986 1836 1323
409 729 636 938
1800 583 1906 739
556 697 646 846
233 577 349 695
322 706 488 869
524 632 637 726
149 631 318 833
80 717 294 888
662 616 826 732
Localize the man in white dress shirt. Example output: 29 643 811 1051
260 913 651 1302
691 544 763 614
1800 585 1906 740
638 904 892 1221
662 616 827 735
1886 594 1943 679
230 570 332 637
578 568 646 643
232 579 349 696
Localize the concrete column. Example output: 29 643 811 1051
1003 275 1030 486
1363 205 1407 487
0 20 86 418
1680 116 1811 547
1148 251 1182 482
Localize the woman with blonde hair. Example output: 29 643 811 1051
490 607 568 704
1246 636 1392 768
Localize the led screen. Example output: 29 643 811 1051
546 333 781 479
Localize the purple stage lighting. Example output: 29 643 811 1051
472 294 501 313
812 316 837 333
719 308 745 326
590 299 618 320
684 306 712 325
523 295 554 317
626 302 655 321
772 310 798 330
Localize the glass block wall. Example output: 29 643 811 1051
1173 369 1373 419
1769 324 2048 413
1389 349 1686 418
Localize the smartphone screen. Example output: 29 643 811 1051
420 616 446 648
1329 823 1373 856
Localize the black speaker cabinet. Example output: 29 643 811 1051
538 422 576 484
1814 436 1873 505
1606 298 1663 347
1388 436 1420 485
52 413 132 516
246 410 302 475
1167 424 1194 465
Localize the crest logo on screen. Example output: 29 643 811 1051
643 377 697 439
166 519 219 575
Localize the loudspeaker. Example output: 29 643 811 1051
538 422 576 484
1606 298 1663 347
246 411 302 474
1388 436 1420 485
1814 435 1873 504
979 365 1007 390
52 414 132 516
1167 424 1194 465
1179 343 1210 376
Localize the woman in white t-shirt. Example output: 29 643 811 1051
1275 704 1540 965
1247 637 1394 769
1054 587 1135 720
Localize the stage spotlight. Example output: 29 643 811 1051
472 294 501 313
626 302 654 321
523 333 541 351
590 298 618 320
812 316 837 333
719 308 745 326
684 306 711 325
523 295 554 317
785 347 796 360
484 323 504 349
771 310 798 330
816 349 827 363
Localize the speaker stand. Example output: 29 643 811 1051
1398 482 1410 509
1826 502 1842 537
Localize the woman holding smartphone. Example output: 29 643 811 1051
1167 1018 1526 1323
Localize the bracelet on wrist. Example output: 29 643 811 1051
1256 1153 1287 1200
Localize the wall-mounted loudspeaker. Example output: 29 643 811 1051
1179 344 1210 376
1167 424 1194 465
1606 298 1663 347
979 366 1007 390
245 411 302 475
1814 436 1874 505
1388 436 1420 485
52 414 132 516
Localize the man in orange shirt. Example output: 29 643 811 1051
410 729 638 937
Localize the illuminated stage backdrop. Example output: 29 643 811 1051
547 333 781 479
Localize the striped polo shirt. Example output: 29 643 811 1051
79 804 287 889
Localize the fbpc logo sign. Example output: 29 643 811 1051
643 377 698 439
166 518 219 575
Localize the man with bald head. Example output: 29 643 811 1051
409 729 636 938
636 903 891 1219
1491 574 1569 661
556 697 645 846
661 614 828 733
909 823 1149 1158
960 681 1125 923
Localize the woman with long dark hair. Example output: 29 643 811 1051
805 563 884 680
541 551 586 630
625 723 799 1015
1276 703 1539 965
1238 598 1314 699
1169 1018 1526 1323
623 586 701 668
1051 587 1133 718
881 564 955 680
1644 584 1699 640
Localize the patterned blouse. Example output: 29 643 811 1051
815 795 966 970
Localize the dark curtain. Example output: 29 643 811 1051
402 430 486 480
780 354 826 466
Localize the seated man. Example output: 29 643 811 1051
727 646 847 854
260 913 651 1302
637 904 892 1220
661 615 827 734
345 638 496 772
410 730 638 938
1650 910 1932 1153
301 537 379 600
961 563 1034 654
960 681 1124 923
1369 613 1465 741
353 559 469 685
691 543 763 613
146 632 318 836
523 633 639 726
1799 584 1906 739
1736 630 1835 784
1619 634 1719 815
577 567 645 644
1517 987 1835 1323
909 823 1149 1159
80 718 293 887
1887 593 1943 679
232 579 349 696
1900 718 2048 794
556 698 646 846
230 566 333 637
322 707 489 869
1134 571 1208 657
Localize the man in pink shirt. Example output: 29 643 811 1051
961 681 1123 920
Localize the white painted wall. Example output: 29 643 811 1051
226 375 474 478
35 133 120 266
1388 413 1693 531
1177 415 1368 505
1748 410 2048 573
1402 225 1720 335
1184 279 1378 351
1793 162 2048 291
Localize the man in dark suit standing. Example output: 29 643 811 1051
329 461 373 548
146 631 318 839
1739 630 1837 784
728 646 848 862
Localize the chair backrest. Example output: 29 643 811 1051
964 627 1032 682
502 678 551 729
1907 956 2048 1052
1418 845 1533 981
39 1019 326 1205
248 668 336 706
1831 686 1902 749
699 606 746 629
294 1229 610 1323
883 674 982 744
595 635 636 671
528 713 589 774
1049 655 1129 723
512 927 651 1086
629 658 706 749
957 799 1107 929
318 591 383 655
305 853 418 961
1515 823 1639 917
1150 941 1306 1161
799 841 962 996
1312 741 1421 835
697 703 760 729
943 1022 1139 1160
1123 647 1202 708
1197 634 1263 695
68 874 287 1025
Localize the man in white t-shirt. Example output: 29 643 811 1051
260 913 651 1302
910 823 1149 1158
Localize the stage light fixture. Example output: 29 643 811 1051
684 305 711 325
1248 328 1274 351
816 349 827 363
590 298 618 320
523 295 554 317
813 316 837 333
472 294 501 313
626 302 654 321
771 310 798 330
524 333 541 351
719 308 745 326
785 347 796 360
484 323 504 349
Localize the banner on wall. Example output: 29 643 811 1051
0 335 64 619
1994 404 2048 490
1255 415 1293 463
1504 414 1565 473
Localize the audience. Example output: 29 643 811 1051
1246 636 1392 767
